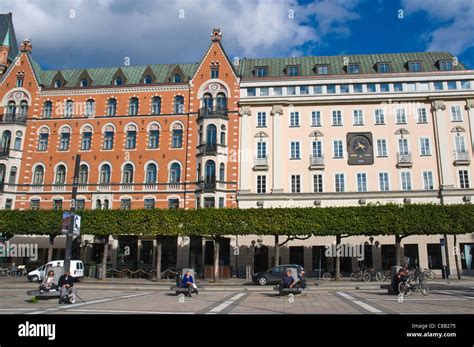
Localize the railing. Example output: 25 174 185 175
310 155 324 167
454 151 471 163
0 147 9 158
198 106 228 119
120 183 134 191
52 184 66 191
254 155 268 168
27 182 191 193
0 114 27 125
144 183 158 191
97 184 111 192
197 143 218 155
396 152 412 167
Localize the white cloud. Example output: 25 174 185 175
0 0 360 68
401 0 474 55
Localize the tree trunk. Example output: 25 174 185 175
213 238 220 282
100 235 110 280
155 238 162 281
335 235 341 281
274 235 280 266
395 235 402 266
47 235 55 263
454 234 461 280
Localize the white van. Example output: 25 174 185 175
27 260 84 282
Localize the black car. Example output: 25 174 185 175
252 264 306 286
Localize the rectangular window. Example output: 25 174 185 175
287 66 299 76
289 112 300 127
316 65 329 75
353 83 363 93
459 170 470 189
356 173 367 192
417 108 428 123
76 199 85 211
273 87 282 96
455 136 467 153
353 110 364 125
407 83 416 92
290 141 301 159
81 132 92 150
333 140 344 158
259 87 269 96
423 171 434 190
327 84 336 94
374 109 385 124
52 199 63 210
257 112 267 127
121 198 131 210
30 199 40 210
144 198 155 209
125 131 136 149
257 141 267 158
340 84 349 93
257 175 266 194
218 197 225 208
311 111 321 127
447 81 457 90
313 174 323 193
168 198 180 209
419 82 429 91
247 88 256 96
205 199 216 209
367 83 376 93
256 67 268 77
408 62 422 72
38 134 49 151
286 86 296 95
313 85 323 94
103 131 114 150
172 129 183 148
4 199 12 210
461 80 471 90
59 133 70 151
291 175 301 193
401 172 412 191
379 172 389 191
312 140 322 158
211 68 219 79
398 138 409 155
393 83 403 92
377 139 388 157
148 130 159 149
348 64 360 74
300 85 309 94
335 173 345 192
380 83 390 92
433 81 444 90
332 110 342 126
378 63 390 73
396 108 407 124
420 138 431 156
439 60 453 71
451 106 462 121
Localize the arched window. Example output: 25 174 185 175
129 97 139 115
219 163 225 181
216 92 227 108
55 165 66 185
43 101 52 119
64 100 74 118
169 163 181 183
59 127 71 151
8 166 17 184
103 199 110 209
14 130 22 150
173 96 184 114
100 164 111 184
148 124 160 149
81 126 92 150
122 163 134 183
125 125 137 149
220 130 226 146
78 164 88 184
151 96 161 115
1 130 11 151
144 75 152 84
107 98 117 116
33 166 44 185
173 74 182 83
145 163 157 184
54 79 61 88
103 126 114 150
38 128 49 151
19 101 28 118
206 124 217 147
0 164 6 185
205 160 216 183
6 101 16 118
96 199 102 210
85 99 95 117
202 93 213 110
80 78 88 87
171 123 183 148
114 77 123 86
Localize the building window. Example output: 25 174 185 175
144 198 155 209
312 140 322 158
447 81 457 90
260 87 269 96
357 173 367 192
348 64 360 74
255 66 268 77
121 198 131 210
38 133 49 151
287 86 296 95
316 65 329 75
78 164 88 184
335 173 345 192
257 142 266 158
367 83 376 93
353 110 364 125
408 61 422 72
144 75 153 84
327 84 336 94
219 163 225 181
107 98 117 116
439 60 453 71
311 111 321 127
151 96 161 115
374 109 385 125
125 129 137 149
8 166 17 184
174 96 184 113
257 112 267 127
211 68 219 79
290 112 300 127
433 81 444 91
376 139 387 157
396 108 407 124
455 135 467 154
379 172 389 191
81 131 92 150
55 165 66 185
171 124 183 148
114 77 123 86
30 199 40 210
85 99 95 117
401 172 412 191
59 132 70 151
291 174 301 193
420 138 431 156
339 84 349 93
64 100 73 118
103 130 114 150
353 83 363 93
76 199 85 210
122 164 134 184
43 101 52 119
290 141 301 159
287 66 299 76
148 128 159 149
257 175 266 194
459 170 470 189
129 97 139 115
378 63 390 73
100 164 111 184
332 110 342 126
33 166 44 185
54 80 61 88
398 138 409 155
173 74 182 83
247 88 256 96
380 83 390 92
168 198 180 209
423 171 434 190
333 140 344 159
16 78 24 87
52 199 63 210
461 80 471 89
14 133 21 150
170 163 181 183
451 106 462 122
313 85 323 94
392 83 403 92
218 197 224 208
146 163 157 184
313 174 323 193
417 108 427 123
300 85 309 94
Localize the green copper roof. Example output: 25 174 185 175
0 13 18 61
238 52 467 78
2 28 10 47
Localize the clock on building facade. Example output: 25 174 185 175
347 132 374 165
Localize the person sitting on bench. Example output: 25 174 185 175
393 264 409 294
279 269 296 290
39 271 58 293
181 271 198 297
58 271 77 304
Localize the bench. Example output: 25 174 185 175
27 289 61 299
170 268 199 296
273 268 305 296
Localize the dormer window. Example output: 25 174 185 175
348 64 360 74
315 65 329 75
377 62 390 73
173 74 182 83
408 61 422 72
144 75 153 84
54 79 61 88
286 66 299 77
80 78 88 87
439 60 453 71
255 66 268 78
114 77 123 86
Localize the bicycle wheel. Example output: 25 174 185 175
398 282 411 296
375 272 385 282
322 272 332 281
362 272 371 282
419 281 429 296
425 270 435 281
350 272 358 281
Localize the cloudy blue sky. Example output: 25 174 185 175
1 0 473 70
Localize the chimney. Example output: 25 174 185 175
20 39 32 53
0 29 11 74
211 28 222 43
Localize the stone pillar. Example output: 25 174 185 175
176 236 190 269
137 239 142 265
465 99 474 152
431 100 454 188
239 106 252 193
271 105 284 193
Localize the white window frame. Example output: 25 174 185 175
378 172 390 192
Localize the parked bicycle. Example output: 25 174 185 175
350 266 371 282
364 268 386 282
398 268 429 296
422 268 435 281
322 271 347 280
